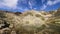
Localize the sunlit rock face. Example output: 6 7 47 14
0 10 60 34
21 10 46 31
0 10 47 32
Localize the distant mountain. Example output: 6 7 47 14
0 9 60 34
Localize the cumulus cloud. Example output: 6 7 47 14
0 0 18 9
0 0 60 11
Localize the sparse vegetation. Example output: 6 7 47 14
0 8 60 34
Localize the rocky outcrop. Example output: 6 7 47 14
0 10 60 34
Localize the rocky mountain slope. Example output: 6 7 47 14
0 8 60 34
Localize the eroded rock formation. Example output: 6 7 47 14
0 9 60 34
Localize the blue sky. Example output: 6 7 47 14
0 0 60 12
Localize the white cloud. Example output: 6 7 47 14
41 0 60 10
40 4 47 10
28 1 32 9
47 0 60 6
0 0 18 9
41 0 45 4
47 0 53 5
15 7 29 11
28 0 36 9
24 7 29 11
